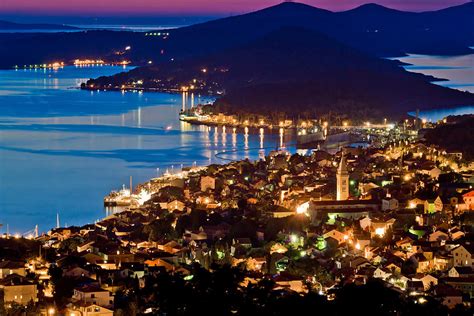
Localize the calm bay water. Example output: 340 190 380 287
0 66 282 233
396 53 474 121
398 53 474 93
1 52 473 233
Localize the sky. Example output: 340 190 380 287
0 0 469 16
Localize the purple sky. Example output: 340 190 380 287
0 0 468 15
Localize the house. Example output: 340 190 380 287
66 303 114 316
323 229 348 245
0 261 26 279
166 200 186 212
231 238 252 256
364 246 380 262
424 196 443 214
48 228 73 241
112 225 135 237
370 218 396 238
72 285 114 308
445 277 474 298
396 237 413 250
157 240 183 255
420 274 438 291
77 241 95 253
434 255 450 271
274 275 306 293
359 182 379 196
451 244 474 267
184 229 207 241
232 238 252 249
406 280 424 293
462 190 474 210
409 253 432 273
246 257 266 271
63 267 92 279
382 197 399 211
271 206 295 218
145 257 173 269
0 275 37 306
429 230 449 243
450 229 465 241
349 256 371 271
420 167 441 179
436 286 464 309
359 217 372 231
408 198 425 209
373 267 391 280
385 262 402 274
120 263 145 279
448 266 474 278
200 176 216 192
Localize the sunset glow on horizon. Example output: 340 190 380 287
0 0 469 16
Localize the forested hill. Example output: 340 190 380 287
424 116 474 161
86 27 474 120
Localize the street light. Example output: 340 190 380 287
48 307 56 315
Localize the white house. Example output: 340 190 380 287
0 261 26 279
451 245 473 267
66 303 114 316
72 285 114 308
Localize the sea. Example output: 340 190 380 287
0 65 283 233
0 25 182 33
396 53 474 121
0 52 473 233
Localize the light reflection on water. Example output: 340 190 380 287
393 53 474 121
396 53 474 93
0 66 288 232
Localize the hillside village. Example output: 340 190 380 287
1 121 474 315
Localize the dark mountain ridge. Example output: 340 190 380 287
0 20 78 30
0 2 473 68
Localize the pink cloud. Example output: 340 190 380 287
0 0 468 15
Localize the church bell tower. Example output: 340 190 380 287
336 154 349 201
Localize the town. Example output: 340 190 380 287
1 114 473 315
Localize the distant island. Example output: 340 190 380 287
0 20 78 31
84 26 474 121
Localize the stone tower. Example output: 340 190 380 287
336 154 349 201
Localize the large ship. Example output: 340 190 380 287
104 185 132 207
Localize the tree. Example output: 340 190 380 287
231 219 257 240
48 265 75 307
0 290 6 316
190 209 207 230
144 215 176 241
175 214 191 236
